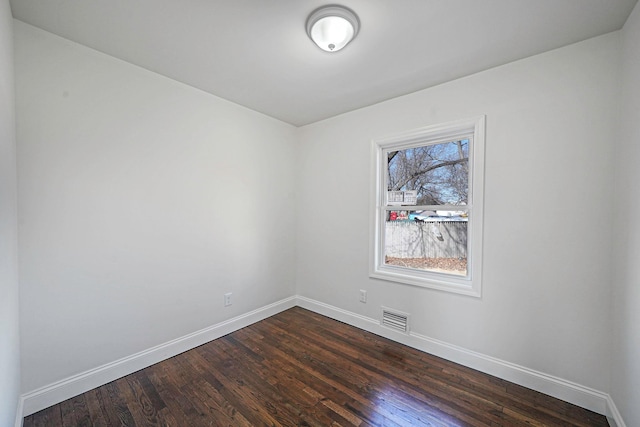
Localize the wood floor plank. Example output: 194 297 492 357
23 404 63 427
244 320 470 426
118 375 160 426
217 334 359 427
254 313 499 426
83 388 111 427
145 364 202 425
202 338 331 426
93 387 125 427
23 307 609 426
103 381 137 426
189 347 287 426
70 394 93 427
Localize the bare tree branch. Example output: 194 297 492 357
391 157 467 191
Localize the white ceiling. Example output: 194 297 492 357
10 0 638 126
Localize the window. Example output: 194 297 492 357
370 116 485 296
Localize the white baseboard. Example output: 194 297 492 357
18 294 628 427
606 394 626 427
14 395 24 427
20 296 297 417
295 296 612 417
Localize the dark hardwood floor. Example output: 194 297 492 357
24 307 609 426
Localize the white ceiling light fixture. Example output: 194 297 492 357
306 5 360 52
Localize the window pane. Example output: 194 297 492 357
387 140 469 206
384 210 468 276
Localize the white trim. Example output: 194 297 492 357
606 394 626 427
369 116 485 297
296 296 610 416
14 396 24 427
20 296 297 417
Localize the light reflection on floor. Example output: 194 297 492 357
362 382 462 426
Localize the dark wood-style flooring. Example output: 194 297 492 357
24 307 609 426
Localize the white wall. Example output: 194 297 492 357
15 21 297 393
296 33 619 393
612 2 640 425
0 1 20 425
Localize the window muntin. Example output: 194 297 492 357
370 117 485 296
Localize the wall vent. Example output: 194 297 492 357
381 308 409 333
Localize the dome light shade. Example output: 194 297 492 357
306 5 360 52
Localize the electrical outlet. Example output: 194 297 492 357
359 289 367 303
224 292 232 307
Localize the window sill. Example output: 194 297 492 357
370 265 481 297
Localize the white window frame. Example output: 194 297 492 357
369 116 485 297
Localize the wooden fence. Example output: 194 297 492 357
385 221 467 259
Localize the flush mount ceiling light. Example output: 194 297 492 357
306 5 360 52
